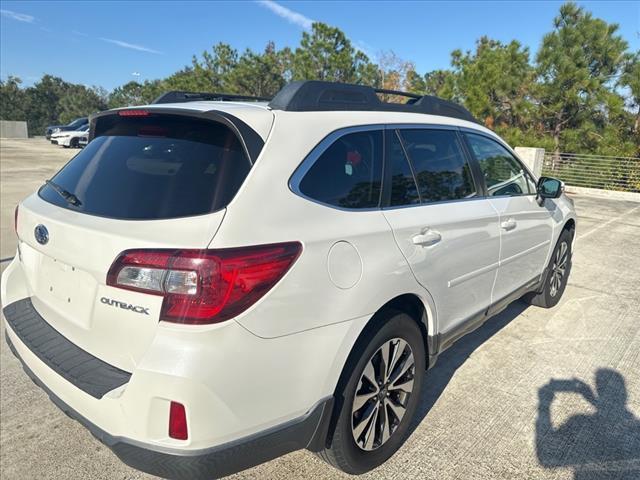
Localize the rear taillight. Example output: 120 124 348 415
14 205 19 236
106 242 302 324
169 401 188 440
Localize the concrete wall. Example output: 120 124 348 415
0 121 28 139
514 147 544 177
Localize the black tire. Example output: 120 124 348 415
524 229 573 308
70 138 79 148
318 310 425 474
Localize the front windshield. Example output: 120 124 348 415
68 118 87 127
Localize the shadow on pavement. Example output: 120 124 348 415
536 368 640 479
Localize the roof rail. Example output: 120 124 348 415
268 80 478 123
152 91 271 104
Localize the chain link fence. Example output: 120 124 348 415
542 153 640 193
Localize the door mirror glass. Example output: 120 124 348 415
537 177 563 199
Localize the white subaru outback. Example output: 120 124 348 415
2 81 576 479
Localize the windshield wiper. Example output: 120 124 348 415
44 180 82 207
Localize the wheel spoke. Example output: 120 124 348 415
353 402 377 440
390 377 414 394
380 341 392 382
559 242 567 261
388 353 414 385
352 391 377 412
388 340 407 381
363 405 379 450
361 360 379 393
379 400 390 445
386 396 407 423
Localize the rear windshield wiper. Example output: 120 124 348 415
44 180 82 207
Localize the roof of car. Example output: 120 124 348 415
123 98 495 144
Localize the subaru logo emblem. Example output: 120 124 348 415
34 224 49 245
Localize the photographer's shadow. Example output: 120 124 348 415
536 369 640 479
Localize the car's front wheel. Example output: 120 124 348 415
318 310 425 474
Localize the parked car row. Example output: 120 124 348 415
45 117 89 148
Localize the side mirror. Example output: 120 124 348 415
537 176 563 200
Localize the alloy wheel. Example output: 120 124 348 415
351 338 415 451
549 241 569 297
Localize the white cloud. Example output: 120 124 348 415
72 30 88 37
256 0 313 30
1 9 35 23
99 37 162 54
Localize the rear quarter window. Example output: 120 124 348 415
297 130 383 209
39 113 252 220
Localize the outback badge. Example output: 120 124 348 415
100 297 150 315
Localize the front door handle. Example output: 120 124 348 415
412 229 442 247
501 218 517 231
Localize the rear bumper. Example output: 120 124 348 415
5 331 333 479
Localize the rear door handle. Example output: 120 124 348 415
412 229 442 247
501 218 517 231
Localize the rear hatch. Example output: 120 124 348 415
15 108 269 372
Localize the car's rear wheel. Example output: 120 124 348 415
524 229 573 308
318 311 425 474
70 138 79 148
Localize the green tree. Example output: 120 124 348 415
57 84 107 124
228 42 287 97
292 22 378 85
0 76 27 121
535 2 629 155
423 70 457 100
620 53 640 135
23 75 71 135
451 36 534 131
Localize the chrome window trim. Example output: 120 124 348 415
288 124 386 212
288 122 532 212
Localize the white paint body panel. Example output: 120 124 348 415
1 103 576 454
382 199 500 334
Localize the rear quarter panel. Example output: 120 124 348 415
209 112 439 339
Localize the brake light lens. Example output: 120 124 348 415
169 401 188 440
106 242 302 324
118 109 149 117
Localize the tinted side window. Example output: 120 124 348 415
399 129 476 203
465 134 533 196
298 130 383 209
388 131 420 206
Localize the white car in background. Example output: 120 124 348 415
3 81 576 479
50 124 89 148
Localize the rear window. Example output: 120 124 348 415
39 113 252 220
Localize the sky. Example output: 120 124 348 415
1 0 638 91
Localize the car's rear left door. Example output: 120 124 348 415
381 127 500 339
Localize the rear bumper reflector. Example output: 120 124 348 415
3 298 131 399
